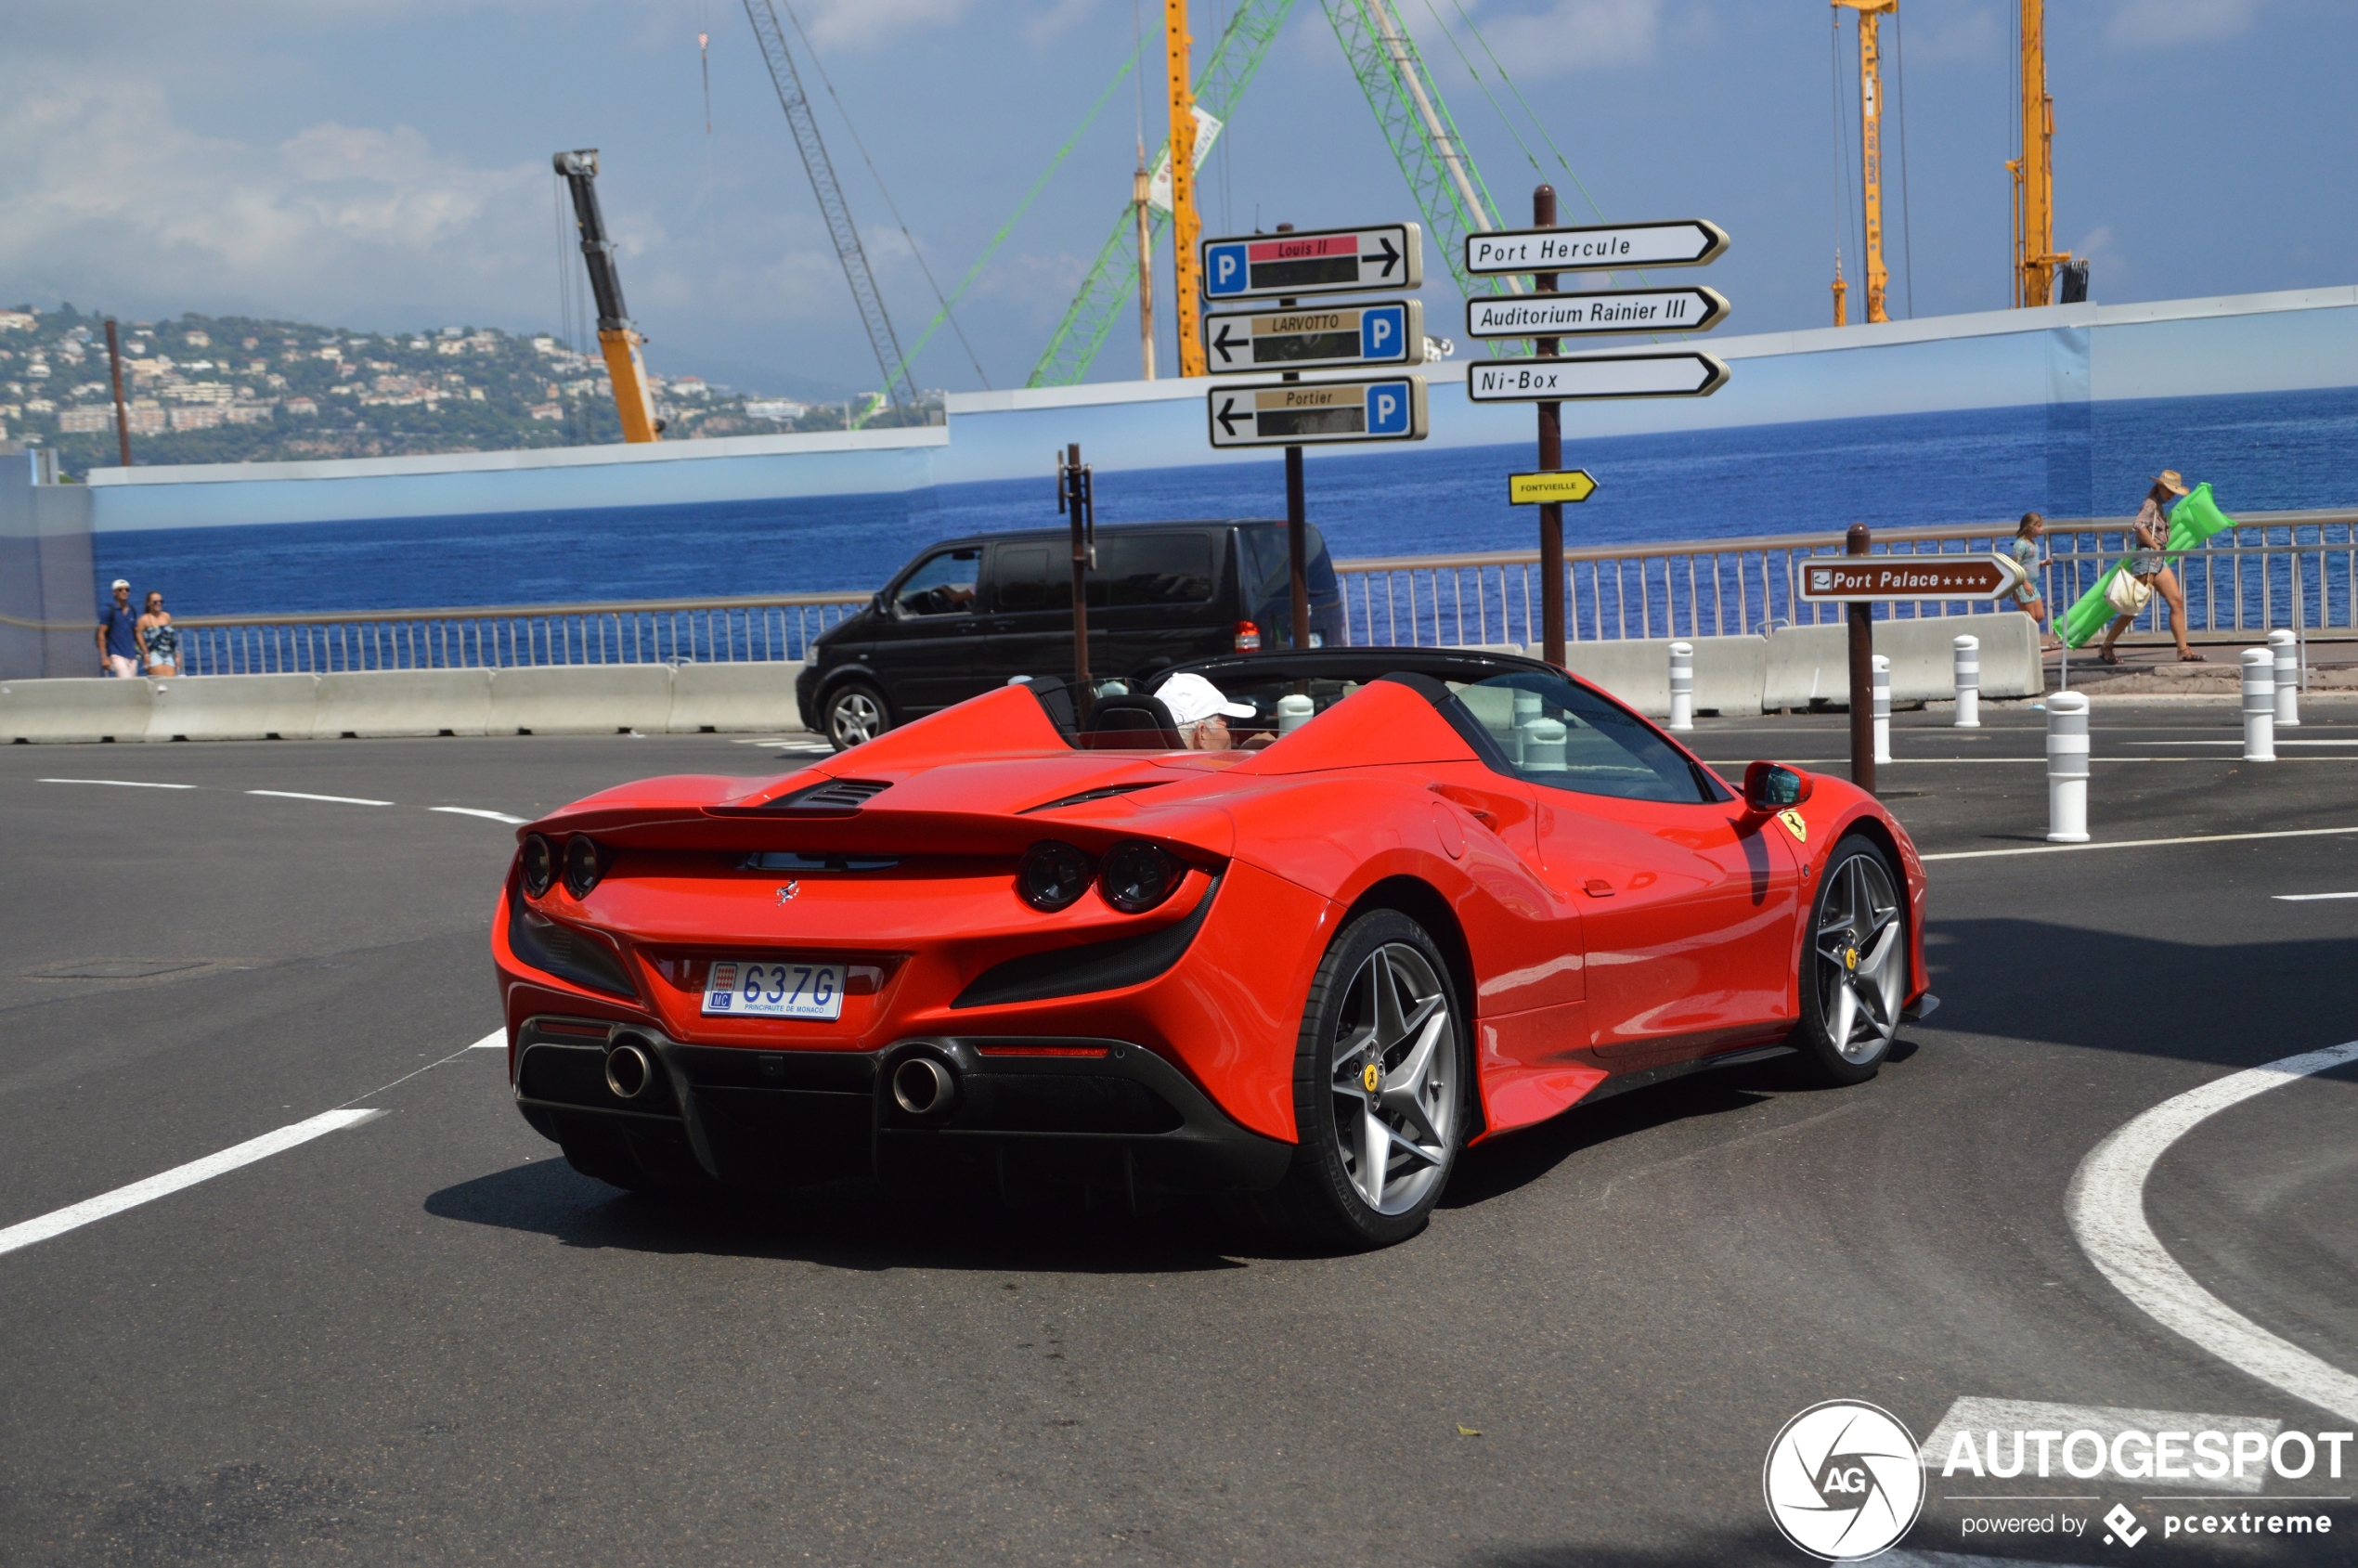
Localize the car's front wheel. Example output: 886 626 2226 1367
1260 908 1467 1250
823 680 890 751
1789 836 1907 1086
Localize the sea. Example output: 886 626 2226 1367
93 385 2358 618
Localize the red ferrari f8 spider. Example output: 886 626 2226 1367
492 649 1931 1248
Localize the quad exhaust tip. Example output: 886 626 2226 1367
604 1040 655 1100
891 1055 958 1118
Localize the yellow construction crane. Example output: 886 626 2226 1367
552 150 663 444
1832 0 1895 326
2008 0 2069 307
1166 0 1205 377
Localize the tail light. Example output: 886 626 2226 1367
563 835 603 898
1234 621 1263 652
520 834 554 898
1017 840 1093 912
1099 840 1183 914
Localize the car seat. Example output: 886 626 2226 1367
1081 692 1185 749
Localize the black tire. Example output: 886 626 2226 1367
822 680 890 751
1788 835 1908 1087
1257 908 1469 1250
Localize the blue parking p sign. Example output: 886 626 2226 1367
1366 381 1411 435
1204 242 1250 299
1361 305 1404 364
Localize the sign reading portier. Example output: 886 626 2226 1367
1800 556 2029 603
1207 376 1429 448
1205 301 1423 373
1201 224 1423 302
1465 219 1729 275
1468 286 1728 340
1466 353 1730 403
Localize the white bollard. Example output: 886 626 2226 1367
1872 654 1892 764
1952 634 1981 729
2046 691 2090 843
1666 641 1694 732
2270 628 2300 728
1275 693 1315 734
1522 717 1568 771
2241 648 2276 761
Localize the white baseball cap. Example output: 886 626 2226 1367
110 578 130 589
1155 672 1255 727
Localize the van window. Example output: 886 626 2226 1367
893 548 980 616
1092 534 1214 607
991 545 1071 613
1238 525 1339 610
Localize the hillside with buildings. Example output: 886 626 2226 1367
0 305 940 478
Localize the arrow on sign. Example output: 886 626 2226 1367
1509 471 1597 505
1213 395 1245 437
1211 319 1247 367
1798 555 2030 603
1200 223 1425 301
1371 234 1403 279
1201 301 1422 375
1466 353 1730 402
1466 219 1729 275
1204 375 1430 448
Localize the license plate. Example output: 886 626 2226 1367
702 958 845 1020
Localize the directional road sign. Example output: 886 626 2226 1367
1203 300 1423 374
1207 375 1428 448
1201 224 1423 302
1466 353 1730 402
1465 219 1730 276
1509 471 1597 505
1467 286 1729 340
1799 555 2030 603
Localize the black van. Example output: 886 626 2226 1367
796 519 1345 749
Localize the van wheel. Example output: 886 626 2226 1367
823 680 889 750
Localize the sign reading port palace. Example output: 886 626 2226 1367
1800 555 2029 603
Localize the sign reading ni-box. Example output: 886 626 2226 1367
1466 353 1730 402
1207 375 1429 448
1201 224 1423 301
1204 301 1422 373
1465 219 1729 275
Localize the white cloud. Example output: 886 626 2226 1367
2105 0 2266 48
1466 0 1662 74
794 0 971 51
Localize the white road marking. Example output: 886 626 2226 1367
2275 891 2358 901
1924 825 2358 862
2066 1039 2358 1423
2129 739 2358 746
431 806 530 824
246 789 394 806
0 1108 383 1259
1916 1399 2278 1496
37 778 196 789
465 1030 507 1050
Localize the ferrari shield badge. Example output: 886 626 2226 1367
1777 809 1807 844
1363 1062 1381 1093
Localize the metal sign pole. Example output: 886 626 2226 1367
1534 185 1564 667
1057 443 1095 717
1275 223 1312 651
1846 523 1875 796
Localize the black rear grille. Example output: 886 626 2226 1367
771 777 893 814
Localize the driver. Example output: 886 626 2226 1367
1155 672 1260 751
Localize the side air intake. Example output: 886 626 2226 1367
771 777 893 814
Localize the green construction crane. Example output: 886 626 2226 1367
1029 0 1522 387
1028 0 1293 389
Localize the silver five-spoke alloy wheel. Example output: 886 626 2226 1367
1813 849 1905 1061
826 686 887 749
1327 941 1458 1216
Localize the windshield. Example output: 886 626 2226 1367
1442 671 1718 803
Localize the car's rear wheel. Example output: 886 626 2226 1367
1789 836 1907 1086
1259 909 1466 1250
823 680 889 751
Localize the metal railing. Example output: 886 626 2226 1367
1331 509 2358 648
164 509 2358 677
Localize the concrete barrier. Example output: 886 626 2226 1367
143 673 321 741
1560 634 1769 719
1761 614 2041 710
0 676 153 743
317 668 495 738
667 661 806 733
487 665 674 735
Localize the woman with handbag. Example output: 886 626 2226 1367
2098 471 2205 665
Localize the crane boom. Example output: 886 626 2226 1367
2008 0 2068 306
742 0 916 409
1833 0 1895 325
1166 0 1206 377
553 149 663 443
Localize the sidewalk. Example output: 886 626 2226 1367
2042 632 2358 699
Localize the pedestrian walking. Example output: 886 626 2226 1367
2098 471 2205 665
2010 512 2060 652
96 578 140 678
136 590 180 678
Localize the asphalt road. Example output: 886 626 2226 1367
1 702 2352 1566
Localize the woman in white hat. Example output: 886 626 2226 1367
2098 470 2204 665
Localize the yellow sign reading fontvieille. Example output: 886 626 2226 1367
1508 470 1598 505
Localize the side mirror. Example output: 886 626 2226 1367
1743 760 1813 812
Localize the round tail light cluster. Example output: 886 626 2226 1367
564 836 603 898
1018 838 1184 914
521 834 555 898
520 833 605 900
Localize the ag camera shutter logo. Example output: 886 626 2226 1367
1763 1400 1924 1561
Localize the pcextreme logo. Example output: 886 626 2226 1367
1764 1400 1925 1561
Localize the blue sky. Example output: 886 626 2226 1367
6 0 2352 399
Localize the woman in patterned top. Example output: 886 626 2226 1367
136 590 180 677
2097 471 2204 665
